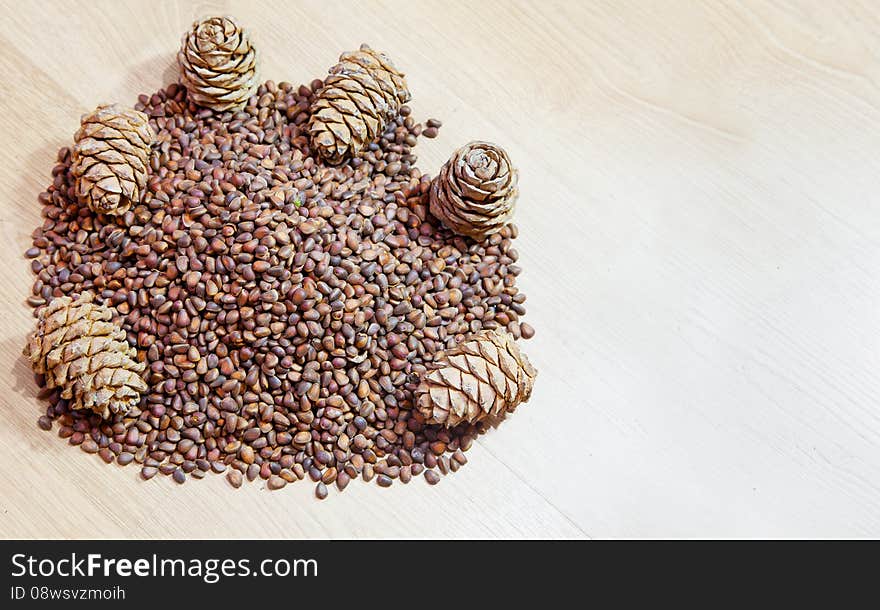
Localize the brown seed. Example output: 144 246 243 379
321 467 338 484
81 439 99 454
520 322 535 339
424 470 441 485
37 416 52 431
99 448 114 464
299 221 318 235
226 469 243 488
267 475 287 490
172 468 186 484
315 449 333 465
315 482 328 499
377 474 393 487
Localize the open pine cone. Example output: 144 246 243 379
178 16 259 112
309 44 411 164
429 141 519 241
416 330 537 427
24 294 147 419
71 104 155 216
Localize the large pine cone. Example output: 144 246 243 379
429 141 519 241
178 16 259 112
71 104 155 216
24 294 147 419
416 330 537 427
309 44 411 165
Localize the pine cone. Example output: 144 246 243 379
24 294 147 419
429 141 519 241
178 16 259 111
71 104 155 216
309 44 411 164
416 330 537 427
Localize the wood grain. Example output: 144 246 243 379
1 0 879 538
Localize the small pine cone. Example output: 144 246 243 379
23 294 147 419
416 330 537 427
309 44 411 164
429 141 519 241
178 16 259 111
71 104 155 216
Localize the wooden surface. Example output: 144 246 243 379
1 0 880 539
